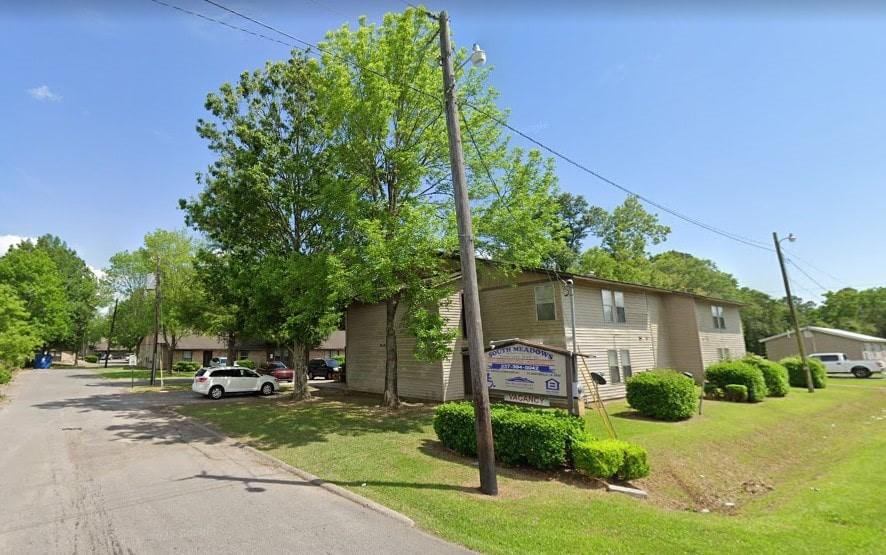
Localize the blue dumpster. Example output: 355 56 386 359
34 353 52 369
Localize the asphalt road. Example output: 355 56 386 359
0 369 468 554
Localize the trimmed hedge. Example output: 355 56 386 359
705 360 768 402
84 355 98 364
433 402 585 470
573 439 650 481
235 359 256 369
703 383 723 400
723 384 748 402
173 361 200 373
779 356 827 389
742 355 789 397
625 369 697 421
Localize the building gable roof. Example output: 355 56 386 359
759 326 886 344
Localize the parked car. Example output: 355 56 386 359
307 358 339 380
260 360 294 382
808 352 884 378
192 367 278 399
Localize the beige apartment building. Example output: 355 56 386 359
346 268 746 402
760 326 886 362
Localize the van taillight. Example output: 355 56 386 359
196 376 208 383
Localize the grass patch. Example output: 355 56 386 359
178 382 885 554
97 368 194 380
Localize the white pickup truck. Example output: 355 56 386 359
808 353 884 378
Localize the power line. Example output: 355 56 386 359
782 248 845 286
786 258 830 293
147 0 293 48
155 0 779 255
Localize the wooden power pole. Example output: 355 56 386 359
773 232 814 392
438 10 498 495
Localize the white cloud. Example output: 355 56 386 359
0 235 36 256
87 265 106 280
27 85 62 102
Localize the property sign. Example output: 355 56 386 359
503 393 551 407
486 343 567 398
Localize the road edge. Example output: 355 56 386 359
166 407 416 528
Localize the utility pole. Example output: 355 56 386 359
438 10 497 496
104 299 118 369
773 232 814 392
150 258 161 387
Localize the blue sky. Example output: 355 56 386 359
3 1 885 300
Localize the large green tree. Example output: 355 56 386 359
103 250 154 355
319 9 565 406
0 243 69 347
34 235 99 360
0 283 41 367
574 196 670 283
649 250 739 299
182 52 345 400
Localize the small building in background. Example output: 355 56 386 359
760 326 886 361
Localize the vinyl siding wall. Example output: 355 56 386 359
478 279 567 348
345 302 445 400
562 284 658 400
659 296 704 378
695 302 747 369
440 292 467 401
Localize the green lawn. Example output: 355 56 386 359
178 382 885 554
97 368 194 380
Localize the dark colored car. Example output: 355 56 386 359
261 360 294 382
307 358 340 380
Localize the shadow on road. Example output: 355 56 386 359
183 470 477 494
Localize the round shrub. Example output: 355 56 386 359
574 439 624 479
625 369 697 421
723 384 748 402
235 358 256 369
619 443 651 480
742 355 789 397
705 360 768 402
84 355 98 364
174 361 200 373
573 438 651 481
779 356 827 389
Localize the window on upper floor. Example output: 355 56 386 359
534 284 556 321
602 289 627 323
711 305 726 329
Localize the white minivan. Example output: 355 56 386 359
193 367 278 399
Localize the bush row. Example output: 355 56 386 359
84 355 98 364
780 356 827 389
743 355 790 397
625 370 697 421
433 402 651 480
235 359 256 369
705 360 768 402
433 402 585 469
173 361 201 373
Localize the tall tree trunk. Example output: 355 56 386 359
383 296 400 408
226 331 237 365
290 340 310 401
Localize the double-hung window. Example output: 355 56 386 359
182 350 193 361
607 349 633 383
535 284 556 321
711 305 726 329
717 347 731 361
602 290 626 323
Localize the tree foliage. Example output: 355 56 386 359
0 243 70 346
0 283 41 367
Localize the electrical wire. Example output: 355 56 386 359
154 0 781 255
786 259 830 293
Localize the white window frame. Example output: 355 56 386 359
607 350 621 383
602 289 627 324
711 305 726 330
619 349 632 379
717 347 731 361
181 350 193 361
534 284 556 321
